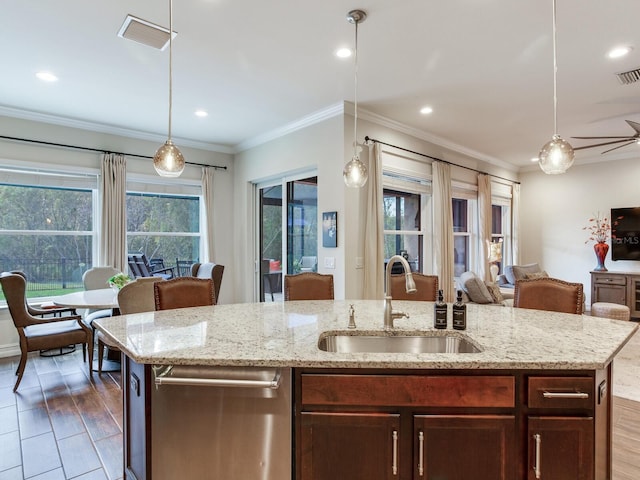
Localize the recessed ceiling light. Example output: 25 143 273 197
608 46 632 59
36 71 58 82
420 106 433 115
194 110 208 118
336 47 352 58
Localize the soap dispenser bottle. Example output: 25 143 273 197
434 289 447 329
452 290 467 330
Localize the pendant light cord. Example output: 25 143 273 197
353 17 359 157
168 0 174 141
552 0 558 136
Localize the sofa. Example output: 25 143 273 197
497 263 547 289
457 271 514 306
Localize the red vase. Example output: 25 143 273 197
593 242 609 271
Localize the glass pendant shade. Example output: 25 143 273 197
153 139 185 177
343 154 368 188
538 134 575 174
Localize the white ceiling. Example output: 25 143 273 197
2 0 640 170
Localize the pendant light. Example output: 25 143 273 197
538 0 574 175
343 9 368 188
153 0 185 177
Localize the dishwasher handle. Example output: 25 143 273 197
155 367 282 389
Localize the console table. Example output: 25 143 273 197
590 271 640 319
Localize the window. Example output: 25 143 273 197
384 189 423 272
0 167 97 298
452 198 470 277
126 192 201 272
382 172 430 274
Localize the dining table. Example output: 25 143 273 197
53 288 121 371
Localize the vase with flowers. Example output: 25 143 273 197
583 212 611 271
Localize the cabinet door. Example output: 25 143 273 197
300 412 400 480
414 415 516 480
591 273 626 305
528 416 594 480
628 276 640 318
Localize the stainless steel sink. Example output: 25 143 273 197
317 333 482 354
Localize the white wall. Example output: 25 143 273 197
0 116 234 356
519 155 640 305
233 114 346 302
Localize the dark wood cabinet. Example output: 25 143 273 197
123 356 151 480
590 270 640 318
300 412 400 480
527 416 594 480
415 415 516 479
296 369 610 480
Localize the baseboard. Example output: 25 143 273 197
0 343 20 358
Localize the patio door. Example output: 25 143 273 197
257 174 317 302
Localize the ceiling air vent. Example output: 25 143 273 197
615 67 640 85
117 14 176 51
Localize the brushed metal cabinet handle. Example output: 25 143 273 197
534 433 541 479
392 430 398 476
542 391 589 399
418 430 424 476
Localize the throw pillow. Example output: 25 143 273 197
485 282 504 304
506 263 541 284
459 271 493 304
525 271 549 280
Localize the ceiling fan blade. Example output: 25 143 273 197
571 135 635 139
600 140 637 154
573 139 636 150
625 120 640 135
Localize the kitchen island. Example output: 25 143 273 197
95 300 637 480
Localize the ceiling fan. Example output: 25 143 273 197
572 120 640 154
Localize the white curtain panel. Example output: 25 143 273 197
201 167 216 263
432 162 455 302
363 142 384 299
477 174 492 282
99 153 127 272
511 183 520 265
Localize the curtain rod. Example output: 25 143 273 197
364 135 519 185
0 134 228 171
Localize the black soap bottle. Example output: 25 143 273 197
452 290 467 330
434 289 447 329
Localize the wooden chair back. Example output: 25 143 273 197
513 277 584 314
284 272 334 301
154 277 216 310
390 273 439 301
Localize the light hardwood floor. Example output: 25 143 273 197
0 348 639 479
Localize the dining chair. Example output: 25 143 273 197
10 270 78 319
154 277 216 310
284 272 334 301
86 277 167 374
513 277 584 314
390 273 439 301
0 272 93 391
82 266 120 321
190 262 225 303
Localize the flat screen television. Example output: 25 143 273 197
611 207 640 261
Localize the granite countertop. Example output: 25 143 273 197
93 300 638 370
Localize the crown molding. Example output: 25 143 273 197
0 105 234 154
234 103 345 153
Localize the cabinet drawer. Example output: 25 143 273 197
593 275 626 286
528 377 593 409
301 374 514 408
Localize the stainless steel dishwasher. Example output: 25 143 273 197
151 365 292 480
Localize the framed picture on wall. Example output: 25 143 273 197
322 211 337 248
